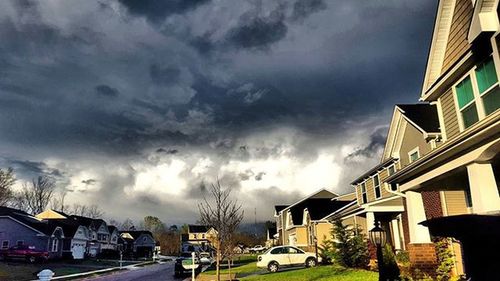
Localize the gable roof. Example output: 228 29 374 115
35 209 68 220
67 215 106 230
396 104 440 133
0 206 59 236
422 0 456 96
119 230 154 240
289 198 351 225
274 205 288 213
281 189 338 214
188 225 209 233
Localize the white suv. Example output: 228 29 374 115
256 246 319 272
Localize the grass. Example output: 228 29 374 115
241 265 378 281
200 254 377 281
0 261 101 281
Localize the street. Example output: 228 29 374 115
82 261 183 281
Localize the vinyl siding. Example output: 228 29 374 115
399 122 432 167
315 222 332 247
295 227 308 245
443 190 469 216
441 0 473 73
379 169 391 198
366 178 375 202
441 89 461 139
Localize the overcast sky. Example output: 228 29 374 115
0 0 436 225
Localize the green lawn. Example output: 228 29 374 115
200 254 377 281
241 265 378 281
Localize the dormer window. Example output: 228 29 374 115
387 164 396 176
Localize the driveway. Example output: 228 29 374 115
81 261 183 281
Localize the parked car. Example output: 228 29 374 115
1 245 49 263
256 246 319 273
199 252 212 264
174 253 201 277
250 245 265 253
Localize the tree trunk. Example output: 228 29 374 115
216 239 221 281
228 259 232 281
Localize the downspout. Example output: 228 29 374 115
384 182 406 198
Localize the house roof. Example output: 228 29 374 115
267 227 277 236
289 198 351 225
281 189 337 214
68 215 105 230
47 219 81 237
119 230 154 240
351 157 397 185
188 225 209 233
327 201 364 221
108 225 117 234
35 209 68 220
274 205 288 213
0 206 59 236
396 104 440 133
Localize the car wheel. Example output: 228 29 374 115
305 257 317 268
267 261 279 273
27 256 36 263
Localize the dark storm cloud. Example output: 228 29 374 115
118 0 211 23
0 0 437 223
226 7 288 49
344 127 388 163
3 159 62 179
95 85 120 97
290 0 327 22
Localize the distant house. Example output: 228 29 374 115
69 216 110 257
119 231 156 258
181 225 217 253
0 206 64 259
36 209 90 260
265 226 277 248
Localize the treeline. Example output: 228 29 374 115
0 167 104 218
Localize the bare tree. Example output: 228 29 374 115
50 190 69 213
69 203 104 218
15 176 56 215
199 181 244 281
0 168 16 206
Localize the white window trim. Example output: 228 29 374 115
386 164 396 176
1 240 9 249
52 239 58 252
372 174 382 199
360 182 368 204
408 147 420 163
452 55 499 132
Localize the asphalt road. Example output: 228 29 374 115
82 261 185 281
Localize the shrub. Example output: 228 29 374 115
381 244 401 280
320 219 369 268
395 250 410 265
434 238 455 281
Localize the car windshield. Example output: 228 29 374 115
263 247 274 254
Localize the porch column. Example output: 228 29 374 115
467 162 500 214
366 211 375 230
391 218 402 250
406 191 431 243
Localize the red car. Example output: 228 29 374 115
1 245 49 263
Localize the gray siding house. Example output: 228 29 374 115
0 207 64 259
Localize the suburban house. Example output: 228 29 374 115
36 209 90 259
273 205 288 245
383 0 500 279
181 225 217 252
0 206 64 259
119 230 156 258
265 226 278 248
69 216 111 257
275 189 352 251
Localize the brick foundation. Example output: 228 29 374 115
408 243 438 276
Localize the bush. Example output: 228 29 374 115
320 219 369 268
395 250 410 265
381 244 401 280
434 238 455 281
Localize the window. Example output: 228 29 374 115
360 182 367 204
270 247 284 254
409 148 420 163
51 239 58 252
1 241 8 249
16 240 23 246
373 175 381 199
202 234 206 239
387 164 396 176
476 58 500 115
454 57 500 130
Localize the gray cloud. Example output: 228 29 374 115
0 0 436 223
95 85 120 97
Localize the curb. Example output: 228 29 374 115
31 260 166 281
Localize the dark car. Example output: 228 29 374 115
174 253 201 278
1 245 49 263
